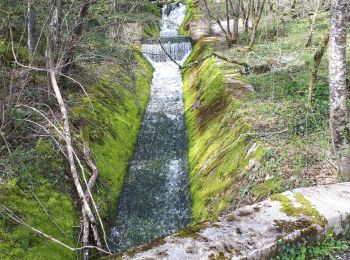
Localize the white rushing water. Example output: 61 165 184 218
160 3 187 37
109 3 192 252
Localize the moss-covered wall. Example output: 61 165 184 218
183 39 265 222
73 48 153 218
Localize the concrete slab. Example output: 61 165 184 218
113 183 350 260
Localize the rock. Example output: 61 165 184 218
114 183 350 260
246 143 261 157
189 16 210 41
246 159 261 172
192 101 201 110
224 75 254 98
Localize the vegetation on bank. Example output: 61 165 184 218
0 142 77 259
0 47 153 259
178 0 200 36
274 233 349 260
0 1 158 258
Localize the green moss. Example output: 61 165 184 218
0 138 78 260
124 237 166 257
0 47 153 259
252 177 284 199
175 222 209 238
271 193 326 226
0 184 77 260
183 39 265 222
226 215 236 222
143 23 160 37
273 219 313 234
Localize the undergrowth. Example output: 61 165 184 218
218 10 338 188
274 233 349 260
0 141 77 259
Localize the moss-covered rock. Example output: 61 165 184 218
271 193 326 226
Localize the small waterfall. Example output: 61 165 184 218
142 3 191 63
109 3 192 253
142 41 192 62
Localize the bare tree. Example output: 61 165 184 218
49 0 62 65
308 29 329 106
200 0 241 47
60 0 97 73
328 0 350 181
229 0 240 43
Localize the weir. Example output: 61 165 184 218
109 3 192 252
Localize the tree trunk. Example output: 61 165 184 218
305 0 321 47
27 0 37 58
248 0 266 50
82 210 90 260
329 0 350 181
290 0 297 18
233 16 239 42
49 0 62 64
202 0 232 47
244 0 253 34
232 0 240 43
308 29 329 107
49 69 102 246
225 0 232 42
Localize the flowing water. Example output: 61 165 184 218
109 3 192 252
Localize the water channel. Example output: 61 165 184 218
109 3 192 252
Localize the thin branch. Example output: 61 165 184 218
32 192 70 238
16 105 64 139
157 39 182 67
0 132 11 154
73 152 111 253
58 72 94 110
9 25 80 73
